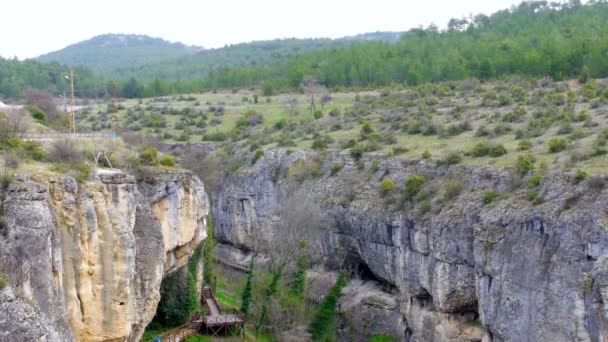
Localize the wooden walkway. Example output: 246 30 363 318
149 286 244 341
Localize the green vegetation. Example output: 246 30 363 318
369 334 398 342
308 272 348 341
515 155 535 176
0 272 6 289
404 175 426 201
203 215 216 291
482 190 500 204
574 169 588 184
240 261 254 316
159 155 176 167
379 178 394 197
547 138 568 153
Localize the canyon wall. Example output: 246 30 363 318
209 148 608 341
0 169 208 342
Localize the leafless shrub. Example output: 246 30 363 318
459 78 479 91
24 88 58 117
48 140 83 163
0 109 28 141
264 186 331 268
3 150 20 170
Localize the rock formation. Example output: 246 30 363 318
0 169 208 342
208 148 608 341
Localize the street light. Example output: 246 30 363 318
65 70 75 134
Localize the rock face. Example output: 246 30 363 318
0 169 208 342
209 148 608 341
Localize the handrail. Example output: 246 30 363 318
17 133 117 139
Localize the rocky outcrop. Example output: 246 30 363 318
0 169 208 342
209 148 608 341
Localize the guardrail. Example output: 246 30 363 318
18 133 117 140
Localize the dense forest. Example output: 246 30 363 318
1 1 607 99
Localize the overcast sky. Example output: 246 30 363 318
1 0 525 59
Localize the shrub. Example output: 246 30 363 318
330 164 342 176
350 145 364 161
443 180 463 200
251 150 264 165
0 272 6 289
518 140 532 151
20 141 46 161
139 147 159 166
159 155 176 167
421 150 431 159
482 190 500 204
379 178 394 197
574 169 588 184
313 110 323 119
515 154 535 175
527 172 543 187
548 138 568 153
27 106 46 123
48 140 83 164
403 175 426 201
439 151 462 165
311 137 328 151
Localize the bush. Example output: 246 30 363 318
139 147 159 166
379 178 394 197
439 151 462 165
330 164 342 176
443 180 463 200
515 154 535 175
27 106 46 124
251 149 264 165
159 155 176 167
48 140 83 164
403 175 425 201
350 145 364 161
313 110 323 119
421 150 431 159
548 138 568 153
518 140 532 151
482 190 500 204
527 172 543 187
574 169 587 184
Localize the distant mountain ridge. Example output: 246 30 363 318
37 33 204 72
35 32 404 80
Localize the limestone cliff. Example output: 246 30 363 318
208 148 608 341
0 169 208 342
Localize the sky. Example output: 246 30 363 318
0 0 524 59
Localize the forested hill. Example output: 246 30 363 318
201 0 608 90
2 1 608 99
36 34 203 72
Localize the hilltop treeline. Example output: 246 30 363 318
1 1 607 99
201 1 608 90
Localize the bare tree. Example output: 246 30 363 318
283 97 300 117
24 88 58 117
302 76 328 115
0 109 28 141
265 185 330 270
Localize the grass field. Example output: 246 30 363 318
77 77 608 174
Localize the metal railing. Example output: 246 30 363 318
18 133 117 140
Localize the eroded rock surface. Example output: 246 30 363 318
0 170 208 341
207 148 608 341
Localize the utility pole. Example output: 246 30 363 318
112 82 117 132
69 69 75 134
112 82 117 113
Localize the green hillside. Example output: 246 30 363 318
36 34 202 72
